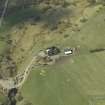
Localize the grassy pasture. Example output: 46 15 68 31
0 1 104 105
20 6 105 105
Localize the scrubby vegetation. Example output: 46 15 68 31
0 0 105 105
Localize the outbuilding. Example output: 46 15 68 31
64 48 73 55
46 46 60 56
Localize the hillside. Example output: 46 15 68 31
0 0 105 105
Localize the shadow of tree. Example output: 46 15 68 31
4 5 72 30
90 48 105 53
41 6 72 30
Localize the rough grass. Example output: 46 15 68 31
0 94 6 104
20 7 105 105
0 41 6 55
0 1 104 105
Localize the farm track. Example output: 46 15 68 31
0 49 100 91
0 56 37 91
0 52 74 90
0 0 9 27
0 5 104 91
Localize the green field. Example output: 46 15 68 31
0 1 104 105
0 94 6 104
19 6 105 105
0 41 6 55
